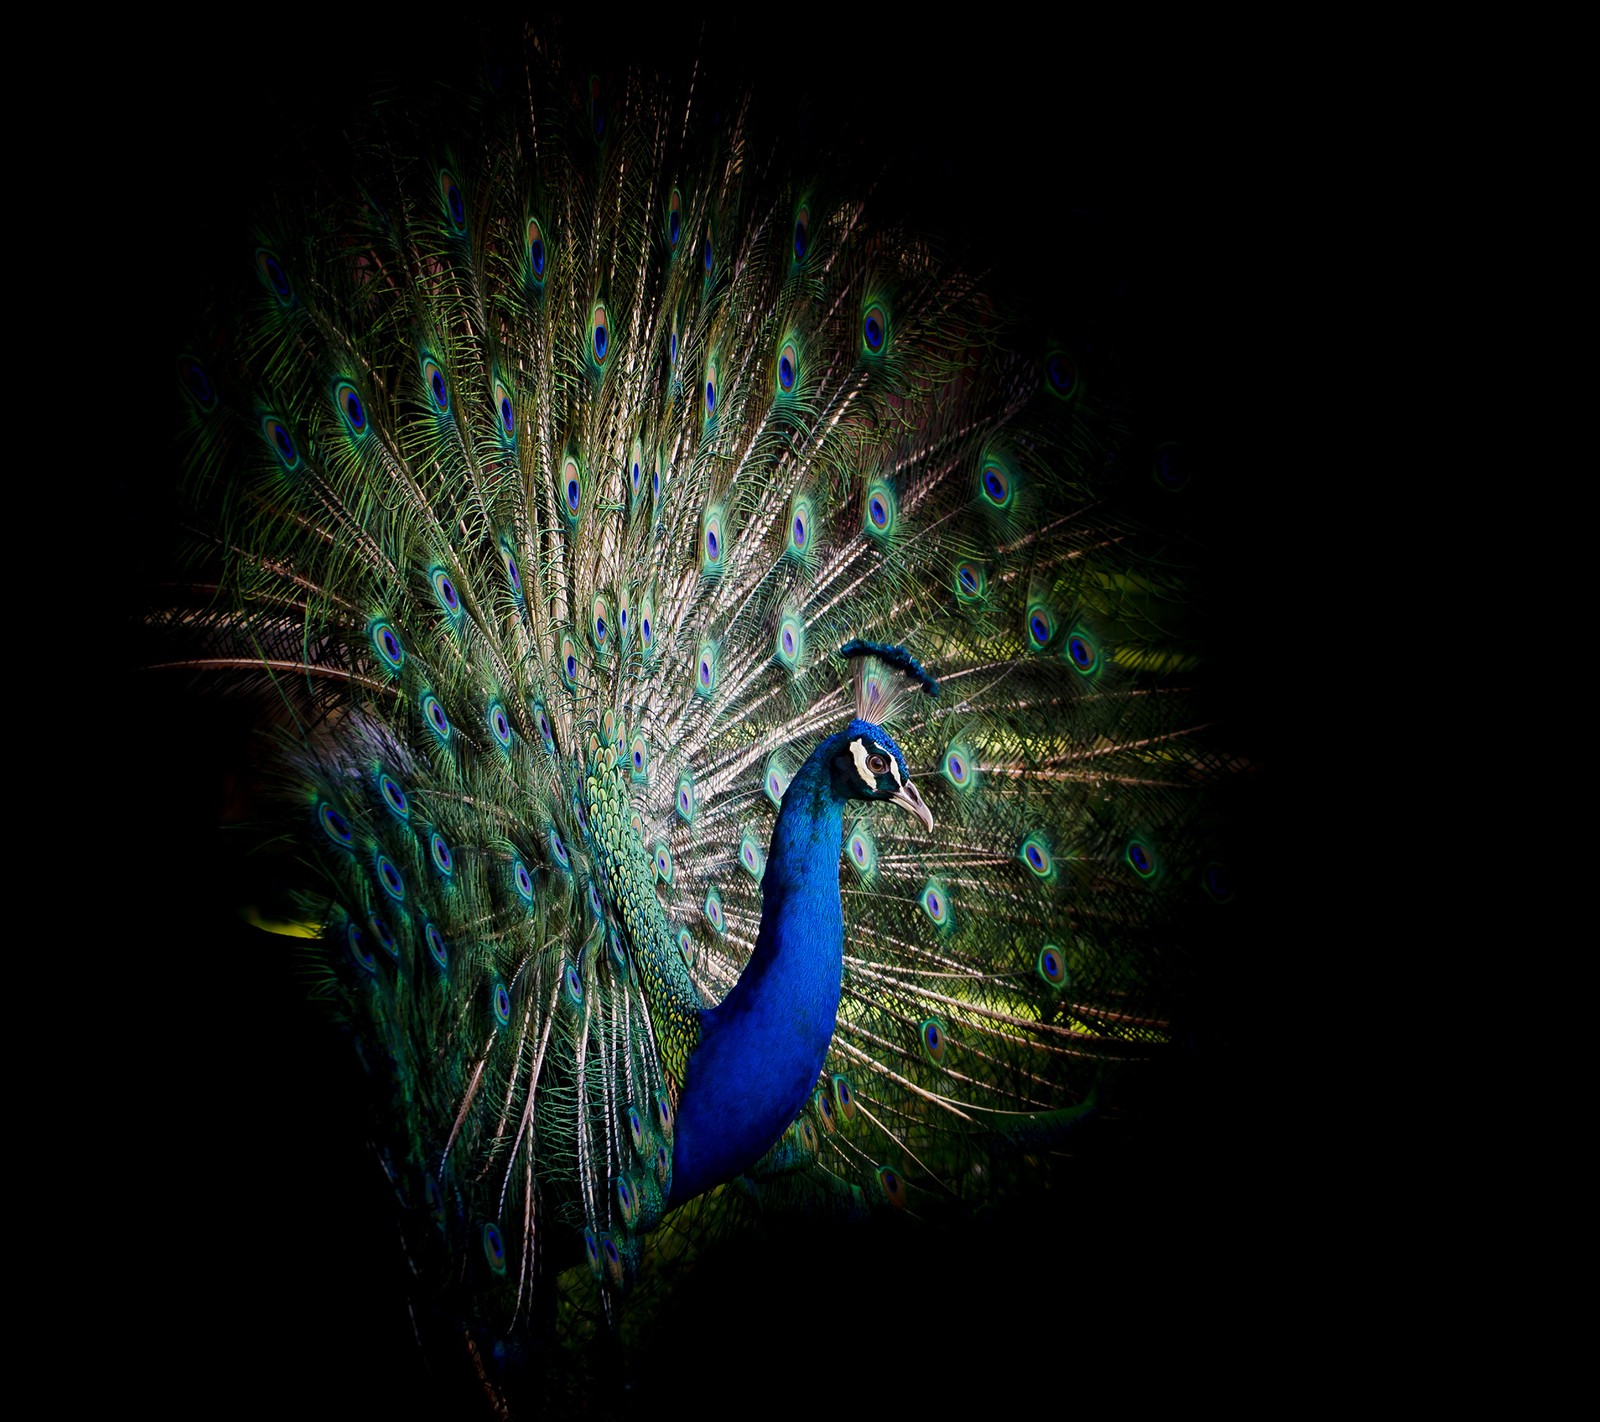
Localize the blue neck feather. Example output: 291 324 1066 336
667 730 852 1204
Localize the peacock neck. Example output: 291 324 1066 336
667 735 848 1204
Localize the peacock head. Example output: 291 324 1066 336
827 719 933 830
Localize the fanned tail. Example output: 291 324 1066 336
142 20 1262 1416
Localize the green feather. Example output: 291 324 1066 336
145 21 1259 1414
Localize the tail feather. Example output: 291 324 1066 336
142 20 1264 1414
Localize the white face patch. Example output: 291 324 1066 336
848 737 876 791
848 737 902 793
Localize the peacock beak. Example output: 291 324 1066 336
889 779 934 832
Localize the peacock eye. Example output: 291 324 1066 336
868 753 890 775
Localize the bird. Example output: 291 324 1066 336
147 23 1254 1415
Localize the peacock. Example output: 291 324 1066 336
145 24 1257 1414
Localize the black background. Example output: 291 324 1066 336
128 17 1281 1415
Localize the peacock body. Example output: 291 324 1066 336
151 26 1250 1413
